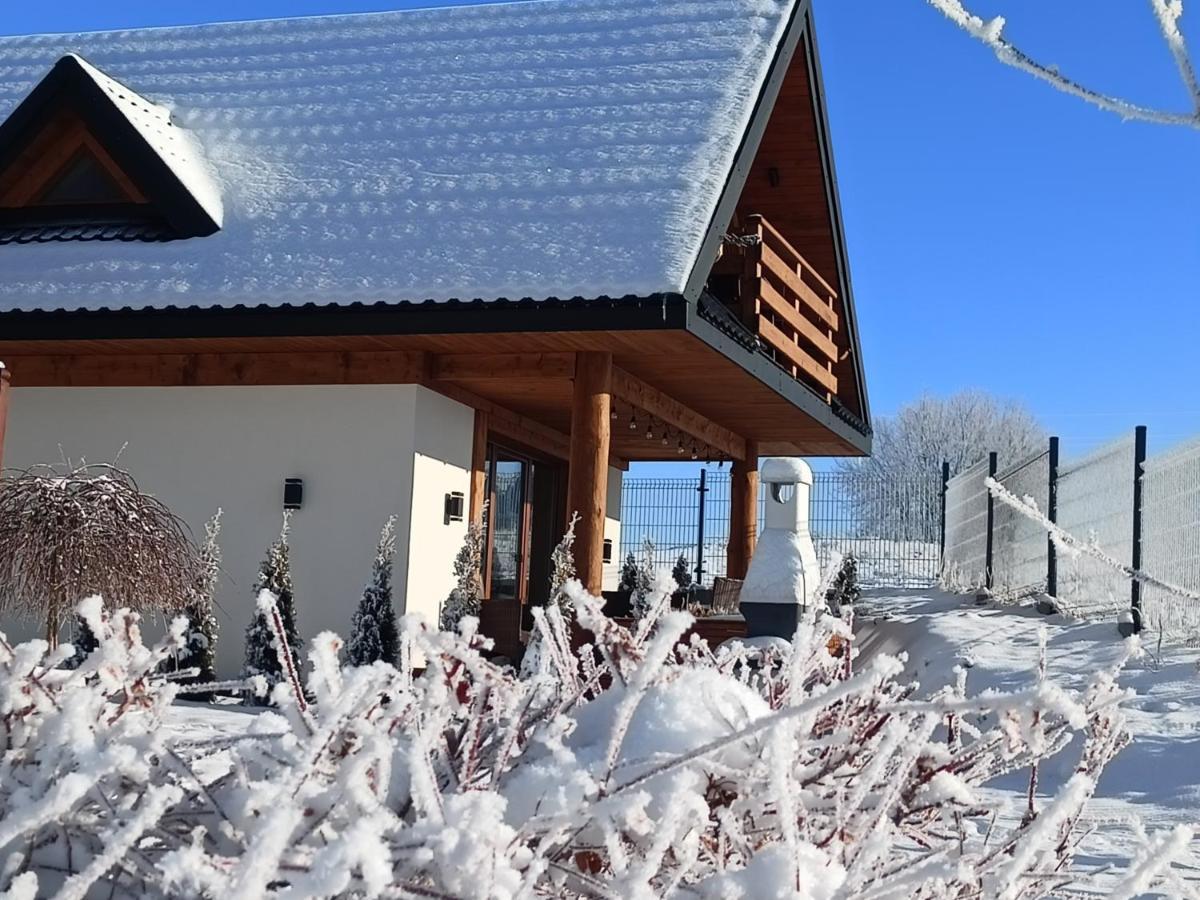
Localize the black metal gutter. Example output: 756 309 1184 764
0 294 689 342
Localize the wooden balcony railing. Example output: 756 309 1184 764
727 214 840 399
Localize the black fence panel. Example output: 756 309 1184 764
620 470 941 588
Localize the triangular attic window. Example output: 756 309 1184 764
38 150 130 206
0 54 222 244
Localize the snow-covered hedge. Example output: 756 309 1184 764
0 585 1189 898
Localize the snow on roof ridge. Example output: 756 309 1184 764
65 53 224 227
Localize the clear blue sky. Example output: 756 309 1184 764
5 0 1198 474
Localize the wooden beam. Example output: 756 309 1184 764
567 352 612 595
432 352 576 381
0 362 10 475
469 409 490 524
432 381 572 461
728 441 760 580
611 367 746 461
4 351 430 387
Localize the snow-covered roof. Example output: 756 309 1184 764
0 0 799 313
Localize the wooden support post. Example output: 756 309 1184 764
567 352 613 596
0 362 10 476
728 441 760 579
469 409 490 525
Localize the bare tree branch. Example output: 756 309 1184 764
927 0 1200 129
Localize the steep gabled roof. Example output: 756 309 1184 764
0 54 222 243
0 0 802 312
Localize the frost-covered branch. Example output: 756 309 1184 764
0 586 1191 897
927 0 1200 128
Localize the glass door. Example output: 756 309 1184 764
487 455 530 602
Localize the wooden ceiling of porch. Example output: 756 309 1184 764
0 328 863 460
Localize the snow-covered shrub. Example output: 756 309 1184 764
173 508 223 687
522 516 580 678
243 512 301 697
0 463 199 646
61 614 99 670
348 517 400 667
439 518 485 632
0 578 1188 898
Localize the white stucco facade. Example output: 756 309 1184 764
603 468 623 591
3 383 474 676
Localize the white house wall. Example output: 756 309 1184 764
1 384 476 677
603 467 623 591
402 388 474 626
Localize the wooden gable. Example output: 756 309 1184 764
0 55 219 242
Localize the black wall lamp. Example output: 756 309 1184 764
283 478 304 510
444 491 465 525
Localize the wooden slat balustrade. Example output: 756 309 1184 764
737 214 839 398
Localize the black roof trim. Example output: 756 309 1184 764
690 294 871 454
0 55 219 240
802 7 872 428
696 291 871 442
0 294 689 342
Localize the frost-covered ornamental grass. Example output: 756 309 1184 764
0 582 1191 898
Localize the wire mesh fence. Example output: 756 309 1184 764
938 426 1200 643
992 450 1050 600
941 459 991 591
1141 436 1200 637
1055 435 1137 619
619 470 942 587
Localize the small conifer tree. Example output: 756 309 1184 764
62 614 99 670
176 509 222 687
630 537 656 620
546 513 578 619
243 512 301 695
825 553 862 615
619 552 640 594
348 517 400 667
440 519 485 632
521 515 579 679
671 553 693 594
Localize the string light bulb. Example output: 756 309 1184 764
629 414 638 432
646 424 655 440
661 431 670 446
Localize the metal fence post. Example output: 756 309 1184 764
985 452 998 593
695 467 708 586
1130 425 1147 633
939 460 950 569
1046 436 1059 599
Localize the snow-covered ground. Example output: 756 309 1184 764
159 589 1200 893
857 588 1200 893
